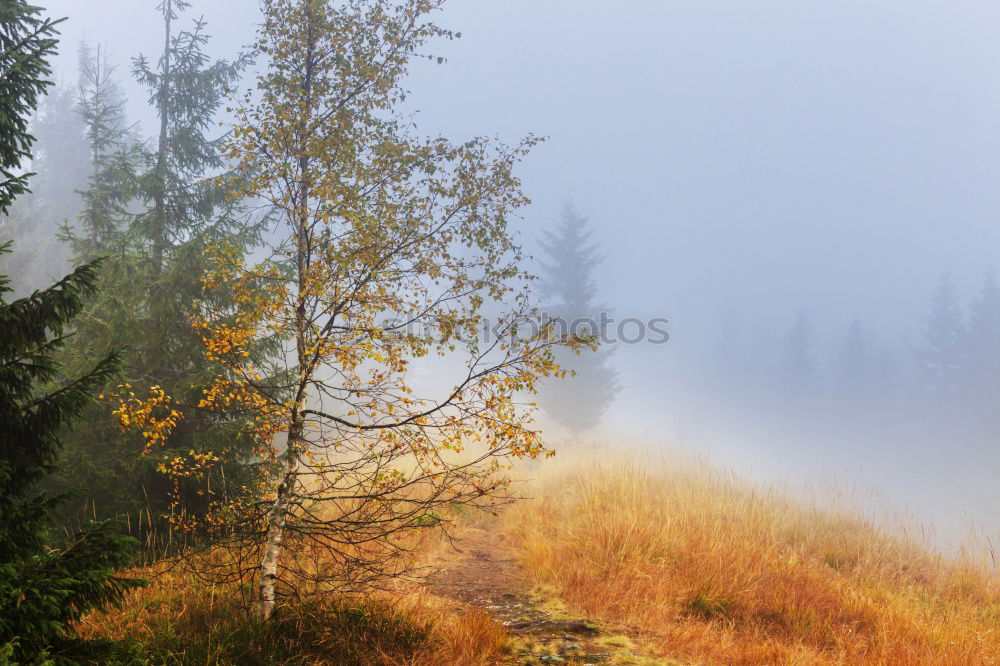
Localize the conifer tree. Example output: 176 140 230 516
0 251 141 662
0 15 90 290
71 41 136 255
28 77 90 225
0 0 60 213
537 203 620 433
835 317 903 410
964 270 1000 417
54 1 258 543
781 310 818 391
0 80 89 290
0 3 140 660
915 274 966 402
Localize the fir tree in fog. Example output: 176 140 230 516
77 42 130 172
833 318 901 413
129 1 254 279
781 311 818 393
0 52 91 289
0 3 142 659
69 41 136 255
963 271 1000 423
33 76 89 219
914 274 966 403
49 0 260 540
537 203 619 434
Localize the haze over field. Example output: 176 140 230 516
19 0 1000 544
13 1 1000 663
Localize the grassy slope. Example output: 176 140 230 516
73 452 1000 665
507 454 1000 665
73 543 507 665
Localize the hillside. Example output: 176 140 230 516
507 453 1000 665
74 452 1000 665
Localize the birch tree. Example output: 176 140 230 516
117 0 566 619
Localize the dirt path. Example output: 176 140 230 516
423 526 664 665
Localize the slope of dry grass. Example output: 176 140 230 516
507 453 1000 666
73 449 1000 665
73 554 507 665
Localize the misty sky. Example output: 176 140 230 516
37 0 1000 541
43 0 1000 333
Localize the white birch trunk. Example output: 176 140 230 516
257 441 299 619
258 14 315 620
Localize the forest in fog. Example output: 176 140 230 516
7 1 1000 664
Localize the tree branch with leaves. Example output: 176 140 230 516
117 0 572 619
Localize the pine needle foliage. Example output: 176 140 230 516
53 1 263 548
0 251 143 663
0 4 142 661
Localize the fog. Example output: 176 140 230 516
19 0 1000 546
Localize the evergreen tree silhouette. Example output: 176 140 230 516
70 41 137 255
964 270 1000 419
52 1 264 544
0 48 92 289
537 203 620 433
781 310 818 391
914 274 966 401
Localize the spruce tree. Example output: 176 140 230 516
54 0 261 544
915 274 966 402
0 2 140 660
0 251 141 662
48 43 148 539
0 5 87 290
781 311 818 391
964 270 1000 418
537 203 619 433
126 0 255 362
0 0 61 213
70 41 137 256
0 78 89 291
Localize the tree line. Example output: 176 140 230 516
709 272 1000 419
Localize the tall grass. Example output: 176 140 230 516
71 464 510 664
508 453 1000 665
74 556 506 665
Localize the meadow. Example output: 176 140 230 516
73 448 1000 665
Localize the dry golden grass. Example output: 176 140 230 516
507 452 1000 666
75 447 1000 665
70 463 514 665
74 554 506 665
